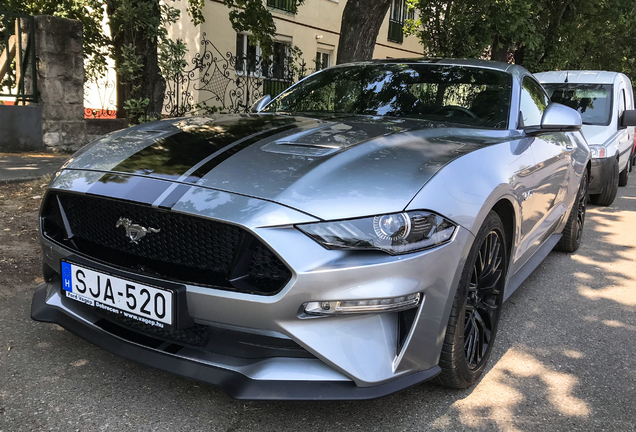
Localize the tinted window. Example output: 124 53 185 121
542 83 613 126
519 77 549 127
264 64 513 129
619 89 626 119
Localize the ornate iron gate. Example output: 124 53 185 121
164 34 307 117
0 11 37 104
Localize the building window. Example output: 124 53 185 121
388 0 414 44
236 34 259 74
316 51 331 71
267 0 295 13
235 34 293 97
236 34 290 79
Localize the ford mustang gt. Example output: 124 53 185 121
31 59 590 400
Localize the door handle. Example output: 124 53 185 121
565 144 574 151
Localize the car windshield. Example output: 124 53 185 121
263 64 513 129
543 83 613 126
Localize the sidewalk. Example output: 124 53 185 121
0 152 69 182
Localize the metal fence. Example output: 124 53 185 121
82 34 309 119
164 33 308 117
267 0 296 13
0 11 37 103
84 67 117 118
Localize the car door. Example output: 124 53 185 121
514 76 571 269
616 85 632 170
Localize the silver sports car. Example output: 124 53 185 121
31 59 590 400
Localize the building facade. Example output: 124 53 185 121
165 0 424 114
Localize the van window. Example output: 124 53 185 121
619 89 626 119
543 83 613 126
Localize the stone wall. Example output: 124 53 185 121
33 16 126 151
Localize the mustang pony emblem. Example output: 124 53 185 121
115 218 160 244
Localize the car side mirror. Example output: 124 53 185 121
620 110 636 127
250 94 272 113
525 102 582 135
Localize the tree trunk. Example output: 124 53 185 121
336 0 393 64
135 20 165 118
106 0 165 121
490 35 508 62
513 45 525 66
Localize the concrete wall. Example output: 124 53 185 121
0 105 43 150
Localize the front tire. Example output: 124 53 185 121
590 158 618 206
619 156 630 186
435 211 507 388
555 169 588 253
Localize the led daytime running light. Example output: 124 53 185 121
304 293 421 316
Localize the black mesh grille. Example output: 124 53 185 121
42 192 291 295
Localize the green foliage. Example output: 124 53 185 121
412 0 636 82
105 0 205 123
159 38 188 79
123 97 158 125
0 0 110 82
186 0 206 26
3 0 206 121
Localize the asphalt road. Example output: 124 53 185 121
0 153 67 183
1 178 635 432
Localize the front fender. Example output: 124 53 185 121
405 138 531 351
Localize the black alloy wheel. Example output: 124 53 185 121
575 172 587 243
435 211 507 388
556 169 588 252
464 231 504 369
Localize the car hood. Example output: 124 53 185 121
64 114 516 220
581 124 616 146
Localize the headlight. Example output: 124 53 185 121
296 211 457 255
589 145 606 158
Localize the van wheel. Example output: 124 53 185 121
619 157 630 186
590 158 619 206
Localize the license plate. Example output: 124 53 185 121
61 261 174 328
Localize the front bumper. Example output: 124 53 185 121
589 157 616 195
32 172 474 399
31 283 440 400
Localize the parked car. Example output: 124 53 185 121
32 59 590 400
535 70 636 205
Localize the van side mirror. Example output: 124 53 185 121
250 94 272 113
525 102 582 135
620 110 636 128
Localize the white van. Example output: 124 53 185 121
535 71 636 205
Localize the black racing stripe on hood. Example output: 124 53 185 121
86 174 174 205
109 116 302 181
184 124 299 183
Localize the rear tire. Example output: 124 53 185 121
555 169 588 253
434 211 507 388
590 158 618 206
619 157 630 186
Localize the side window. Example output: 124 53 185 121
619 89 626 119
519 77 549 128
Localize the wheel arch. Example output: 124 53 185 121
491 198 516 266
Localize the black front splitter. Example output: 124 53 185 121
30 283 441 401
